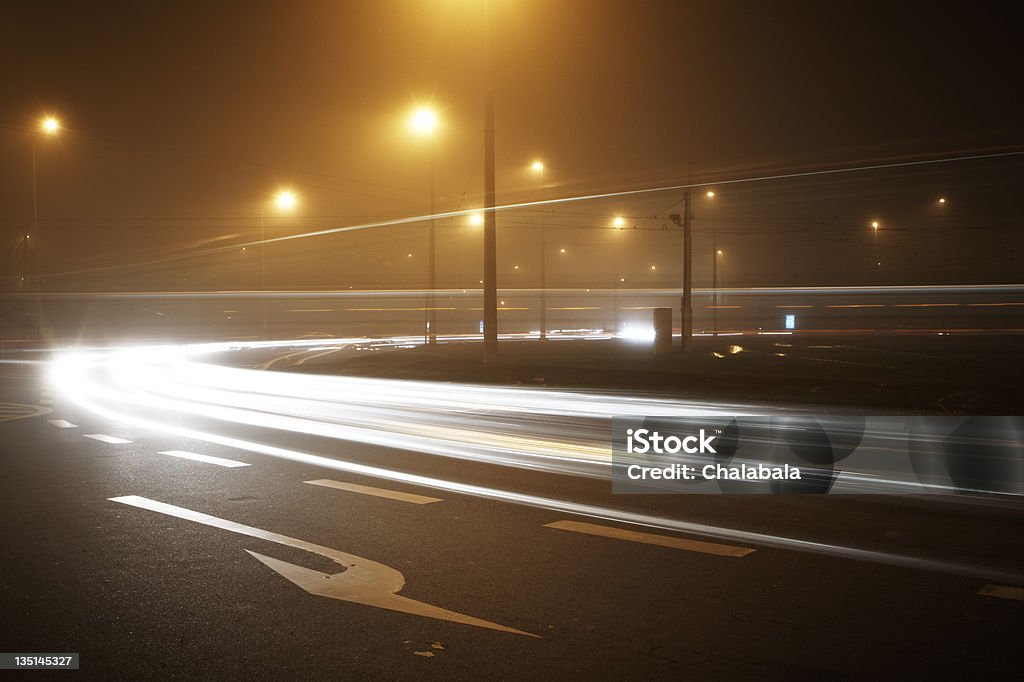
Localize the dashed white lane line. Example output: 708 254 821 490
157 450 250 468
305 479 443 505
48 419 78 429
545 520 756 557
83 434 132 444
979 584 1024 601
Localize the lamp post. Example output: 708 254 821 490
532 160 547 340
705 190 719 335
410 106 438 344
260 188 297 339
871 220 880 282
612 216 625 334
31 115 60 340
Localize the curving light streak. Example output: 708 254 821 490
48 343 1022 584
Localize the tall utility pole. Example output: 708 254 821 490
680 191 693 350
482 0 498 363
427 135 437 344
535 162 546 341
711 197 718 336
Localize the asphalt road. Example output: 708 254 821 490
0 358 1022 680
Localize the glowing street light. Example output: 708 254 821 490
274 189 297 212
938 197 947 205
717 249 724 256
705 190 715 198
559 248 566 254
410 107 438 134
469 212 484 226
871 220 879 231
612 216 625 229
531 160 544 173
41 116 60 136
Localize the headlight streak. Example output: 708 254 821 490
50 348 1023 585
51 341 1021 500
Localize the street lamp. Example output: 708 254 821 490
870 220 881 281
532 160 548 340
30 114 62 339
612 216 625 229
41 116 60 136
260 188 298 339
706 190 720 335
410 106 439 344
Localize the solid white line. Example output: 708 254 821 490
158 450 250 468
305 479 442 505
979 584 1024 601
49 419 78 429
84 433 132 444
545 520 755 557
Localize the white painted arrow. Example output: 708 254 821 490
245 550 537 637
110 495 536 637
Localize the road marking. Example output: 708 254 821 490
109 495 536 637
827 304 885 308
545 520 755 557
158 450 250 468
49 419 78 429
979 584 1024 601
84 434 132 444
305 479 442 505
0 402 52 422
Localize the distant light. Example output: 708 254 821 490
650 265 656 270
469 212 484 226
619 325 656 343
706 190 715 198
619 277 625 282
938 197 947 204
612 216 625 229
513 265 519 270
408 253 413 258
410 107 438 134
41 116 60 135
729 344 743 354
559 248 566 254
717 249 723 256
531 161 544 172
274 189 297 211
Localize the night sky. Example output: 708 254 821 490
1 0 1021 290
